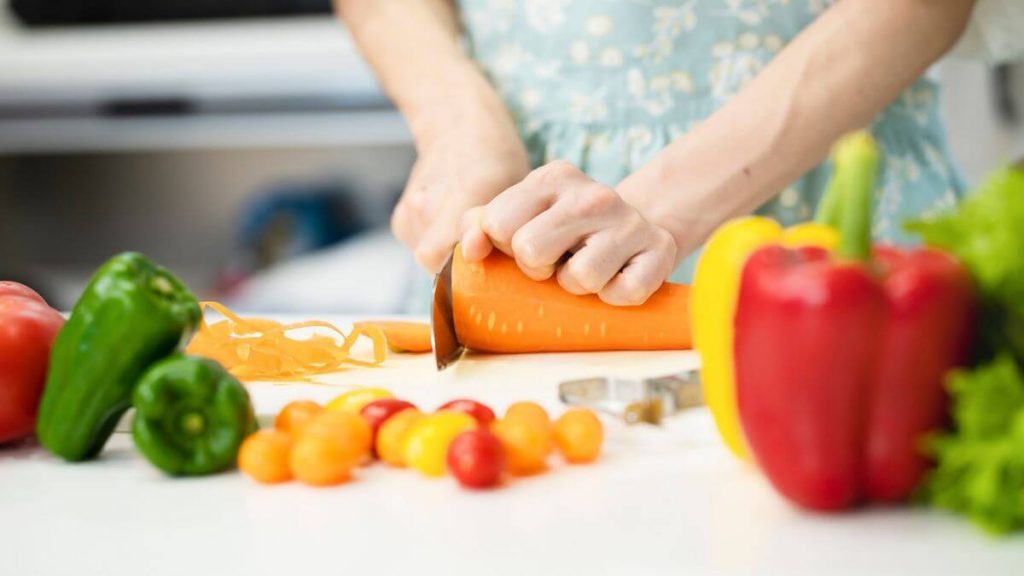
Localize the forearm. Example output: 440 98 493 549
334 0 510 147
622 0 975 251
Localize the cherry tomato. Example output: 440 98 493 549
289 433 358 486
438 399 496 426
302 410 373 463
376 408 424 467
553 409 604 464
275 400 323 437
361 398 418 434
505 401 551 428
326 388 394 413
447 429 505 489
404 411 478 477
238 430 293 484
491 416 551 476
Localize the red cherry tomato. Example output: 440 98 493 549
360 399 417 456
438 399 496 426
361 399 418 434
446 429 505 489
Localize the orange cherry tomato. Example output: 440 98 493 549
505 401 551 428
289 433 358 487
553 409 604 464
302 410 373 463
491 416 551 476
238 430 293 484
275 400 323 437
376 408 424 467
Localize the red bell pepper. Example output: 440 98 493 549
0 281 65 444
733 134 976 511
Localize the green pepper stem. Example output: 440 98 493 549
181 411 206 435
833 132 880 262
814 174 842 228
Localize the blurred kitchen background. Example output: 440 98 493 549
1 1 1022 313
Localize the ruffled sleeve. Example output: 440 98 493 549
951 0 1024 63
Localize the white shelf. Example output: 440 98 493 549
0 109 410 154
0 13 410 152
0 13 383 106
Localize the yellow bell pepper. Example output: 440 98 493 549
691 217 838 460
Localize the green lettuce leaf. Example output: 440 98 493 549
918 355 1024 534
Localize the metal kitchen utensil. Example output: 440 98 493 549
559 369 703 424
431 252 464 371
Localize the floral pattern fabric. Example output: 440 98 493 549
458 0 964 282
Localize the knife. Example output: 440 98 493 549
431 252 464 371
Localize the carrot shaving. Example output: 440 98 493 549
185 302 387 382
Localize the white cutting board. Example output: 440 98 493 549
244 325 699 417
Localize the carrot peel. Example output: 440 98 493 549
186 302 387 381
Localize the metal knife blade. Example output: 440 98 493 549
431 252 464 371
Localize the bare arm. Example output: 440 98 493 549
335 0 529 271
619 0 977 255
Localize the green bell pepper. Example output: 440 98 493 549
37 252 201 461
133 355 256 476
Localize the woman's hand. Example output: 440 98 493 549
393 99 530 273
460 161 679 306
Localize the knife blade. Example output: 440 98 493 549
431 252 465 371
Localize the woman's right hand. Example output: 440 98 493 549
393 92 530 274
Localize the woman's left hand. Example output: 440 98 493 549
459 161 679 306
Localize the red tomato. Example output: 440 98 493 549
360 399 417 435
446 429 505 489
0 282 65 444
438 399 496 426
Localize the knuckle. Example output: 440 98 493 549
511 233 541 267
531 160 576 186
566 259 605 293
608 276 652 306
652 228 678 259
572 186 619 218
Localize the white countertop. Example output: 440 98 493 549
1 318 1021 575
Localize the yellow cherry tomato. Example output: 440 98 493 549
376 408 424 467
552 409 604 464
404 411 478 477
326 387 393 414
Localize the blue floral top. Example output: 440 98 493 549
456 0 964 282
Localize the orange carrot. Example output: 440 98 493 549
452 250 691 353
354 320 431 353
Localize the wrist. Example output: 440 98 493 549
399 59 511 150
618 155 736 263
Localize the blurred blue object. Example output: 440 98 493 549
238 182 366 270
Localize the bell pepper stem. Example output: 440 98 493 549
814 175 843 228
833 132 880 262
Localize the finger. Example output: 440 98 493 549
598 243 676 306
479 160 585 255
391 164 431 250
458 207 494 262
390 199 419 250
414 202 464 273
508 186 628 280
555 231 644 295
